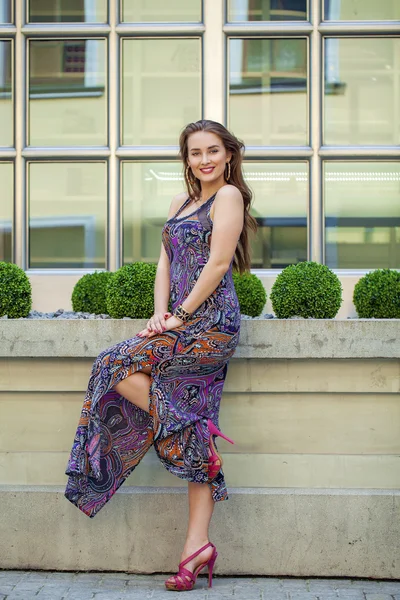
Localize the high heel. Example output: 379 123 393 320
207 418 234 481
165 542 218 591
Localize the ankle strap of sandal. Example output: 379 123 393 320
179 542 215 568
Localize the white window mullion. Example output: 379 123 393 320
203 0 225 124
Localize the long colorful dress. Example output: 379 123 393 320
65 192 241 517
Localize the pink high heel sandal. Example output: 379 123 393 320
207 418 234 481
165 541 218 591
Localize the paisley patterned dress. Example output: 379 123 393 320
65 192 241 517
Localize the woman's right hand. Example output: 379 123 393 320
145 311 172 335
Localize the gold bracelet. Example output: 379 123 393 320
173 304 191 323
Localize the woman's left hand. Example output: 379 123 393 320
136 315 183 338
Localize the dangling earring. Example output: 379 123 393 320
225 162 231 182
186 165 194 194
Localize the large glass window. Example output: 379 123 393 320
122 39 201 146
324 0 400 21
28 39 107 147
28 162 106 268
122 0 201 23
0 1 12 23
325 162 400 269
28 0 107 23
0 41 13 148
244 162 308 268
0 163 13 263
324 38 400 146
123 162 185 264
229 38 308 146
229 0 308 21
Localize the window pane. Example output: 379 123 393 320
325 163 400 269
0 41 13 147
324 38 400 146
244 162 308 268
29 162 106 268
29 0 107 23
0 163 13 262
122 0 201 22
0 1 12 23
123 162 185 264
229 0 307 21
28 40 107 147
229 39 308 146
122 39 201 146
324 0 400 21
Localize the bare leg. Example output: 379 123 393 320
113 367 151 413
166 481 215 586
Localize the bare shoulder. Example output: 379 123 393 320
167 191 189 220
211 185 244 220
215 184 243 205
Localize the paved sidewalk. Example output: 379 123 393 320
0 571 400 600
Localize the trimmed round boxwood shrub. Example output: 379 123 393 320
232 272 266 317
270 261 342 319
353 269 400 319
0 262 32 318
106 262 157 319
71 271 113 315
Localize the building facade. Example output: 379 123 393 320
0 0 399 309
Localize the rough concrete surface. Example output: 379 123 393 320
0 319 400 358
1 487 399 579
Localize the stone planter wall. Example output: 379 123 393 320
0 320 399 577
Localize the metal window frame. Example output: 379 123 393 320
0 0 398 274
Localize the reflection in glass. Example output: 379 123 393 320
123 162 186 264
244 162 308 268
324 38 400 146
324 0 400 21
122 39 201 146
29 0 107 23
229 0 307 21
29 162 106 268
0 41 13 147
0 163 13 262
28 40 107 147
0 1 11 23
229 38 308 146
325 163 400 269
122 0 201 22
123 162 308 268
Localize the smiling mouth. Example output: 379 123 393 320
200 167 215 173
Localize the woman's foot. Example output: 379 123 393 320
165 540 215 589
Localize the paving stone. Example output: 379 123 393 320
364 595 397 600
0 571 399 600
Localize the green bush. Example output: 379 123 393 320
232 272 266 317
106 262 157 319
270 261 342 319
353 269 400 319
71 271 113 314
0 262 32 318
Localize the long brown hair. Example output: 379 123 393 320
179 119 257 274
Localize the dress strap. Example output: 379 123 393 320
172 197 191 220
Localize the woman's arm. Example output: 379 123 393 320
180 184 244 315
138 185 243 338
146 192 189 334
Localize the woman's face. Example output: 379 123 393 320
187 131 231 187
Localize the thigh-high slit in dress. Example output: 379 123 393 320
65 192 241 517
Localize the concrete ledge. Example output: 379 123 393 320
1 486 399 578
1 319 400 358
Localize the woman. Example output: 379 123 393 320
65 119 257 591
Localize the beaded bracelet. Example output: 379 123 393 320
173 304 191 323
